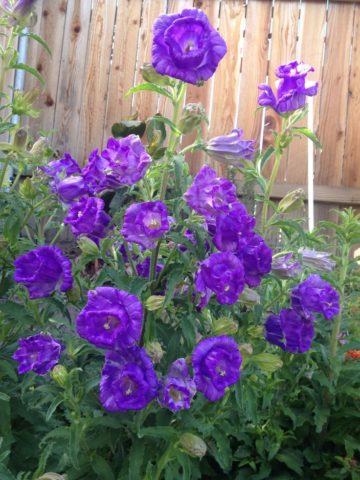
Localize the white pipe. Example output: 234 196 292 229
307 96 314 232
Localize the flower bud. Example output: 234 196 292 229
11 89 40 118
50 364 68 387
30 137 48 156
250 353 283 374
78 236 99 256
299 248 336 272
66 282 81 303
212 316 238 336
140 62 174 86
272 252 302 279
13 128 28 149
145 341 164 364
179 433 207 458
178 103 207 134
240 287 260 306
19 177 37 199
239 343 253 357
37 475 66 480
145 295 165 311
278 188 305 214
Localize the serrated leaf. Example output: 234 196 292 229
126 82 173 101
276 449 303 476
291 127 322 149
91 455 115 480
313 404 330 433
210 428 232 473
45 395 64 422
21 32 52 56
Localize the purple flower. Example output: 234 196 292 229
238 234 272 288
64 196 111 245
299 249 336 272
213 202 256 252
122 201 170 249
291 274 340 320
205 129 256 167
100 347 159 412
192 336 242 401
14 246 73 299
136 257 163 278
152 8 227 85
264 309 315 354
12 333 63 375
272 252 302 279
42 153 81 182
158 358 196 412
258 60 318 114
81 149 109 194
55 175 89 204
1 0 36 18
195 252 245 309
101 136 151 187
184 165 238 220
76 287 143 350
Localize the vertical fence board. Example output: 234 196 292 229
316 2 353 186
78 0 117 161
105 0 142 141
237 0 272 142
182 0 220 174
52 0 92 161
263 0 300 181
133 0 167 121
207 0 246 176
286 1 326 185
343 5 360 188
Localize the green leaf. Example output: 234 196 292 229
164 266 183 306
45 395 64 422
3 211 23 244
313 404 330 433
259 145 275 170
111 120 146 138
210 429 232 473
128 438 145 480
91 455 115 480
126 82 173 101
20 32 52 57
0 464 16 480
291 127 322 149
147 115 181 136
69 423 82 469
10 63 45 86
276 449 303 476
0 392 10 402
249 353 283 374
138 426 178 440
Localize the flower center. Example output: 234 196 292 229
122 376 137 396
169 387 182 402
145 217 161 230
103 315 120 331
216 365 226 377
77 210 83 218
184 41 195 53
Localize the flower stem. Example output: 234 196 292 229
149 238 162 284
50 223 65 245
123 240 137 276
0 156 11 188
261 149 282 228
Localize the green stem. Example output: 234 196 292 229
21 195 53 229
154 445 175 480
123 240 137 276
261 149 282 228
50 223 65 245
329 245 349 359
149 239 162 284
0 156 10 188
10 166 24 191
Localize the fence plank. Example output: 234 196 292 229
104 0 143 139
207 0 246 176
286 1 326 185
237 0 272 143
77 0 117 161
316 2 354 186
133 0 167 122
52 0 92 161
263 0 300 181
342 5 360 188
182 0 221 174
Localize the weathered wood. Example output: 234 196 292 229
316 2 354 186
286 1 326 184
78 0 117 161
207 0 246 177
52 0 92 162
105 0 143 138
264 183 360 205
342 4 360 187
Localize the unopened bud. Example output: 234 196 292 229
239 343 253 357
30 137 48 156
178 103 207 134
66 282 81 303
212 317 238 336
278 188 305 214
13 128 27 149
37 474 66 480
19 177 37 199
50 365 68 387
140 63 174 86
240 287 260 306
145 295 165 311
250 353 283 374
78 236 99 256
179 433 207 458
145 341 164 364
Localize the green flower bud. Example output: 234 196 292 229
178 103 207 134
212 316 238 336
11 89 40 118
50 365 68 388
239 343 253 358
278 188 305 214
250 353 283 374
240 287 260 306
145 341 164 364
140 62 174 86
13 128 28 149
30 137 48 156
78 237 99 256
66 282 81 303
179 433 207 458
37 474 66 480
19 177 37 200
145 295 165 311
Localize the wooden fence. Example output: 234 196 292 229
23 0 360 223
